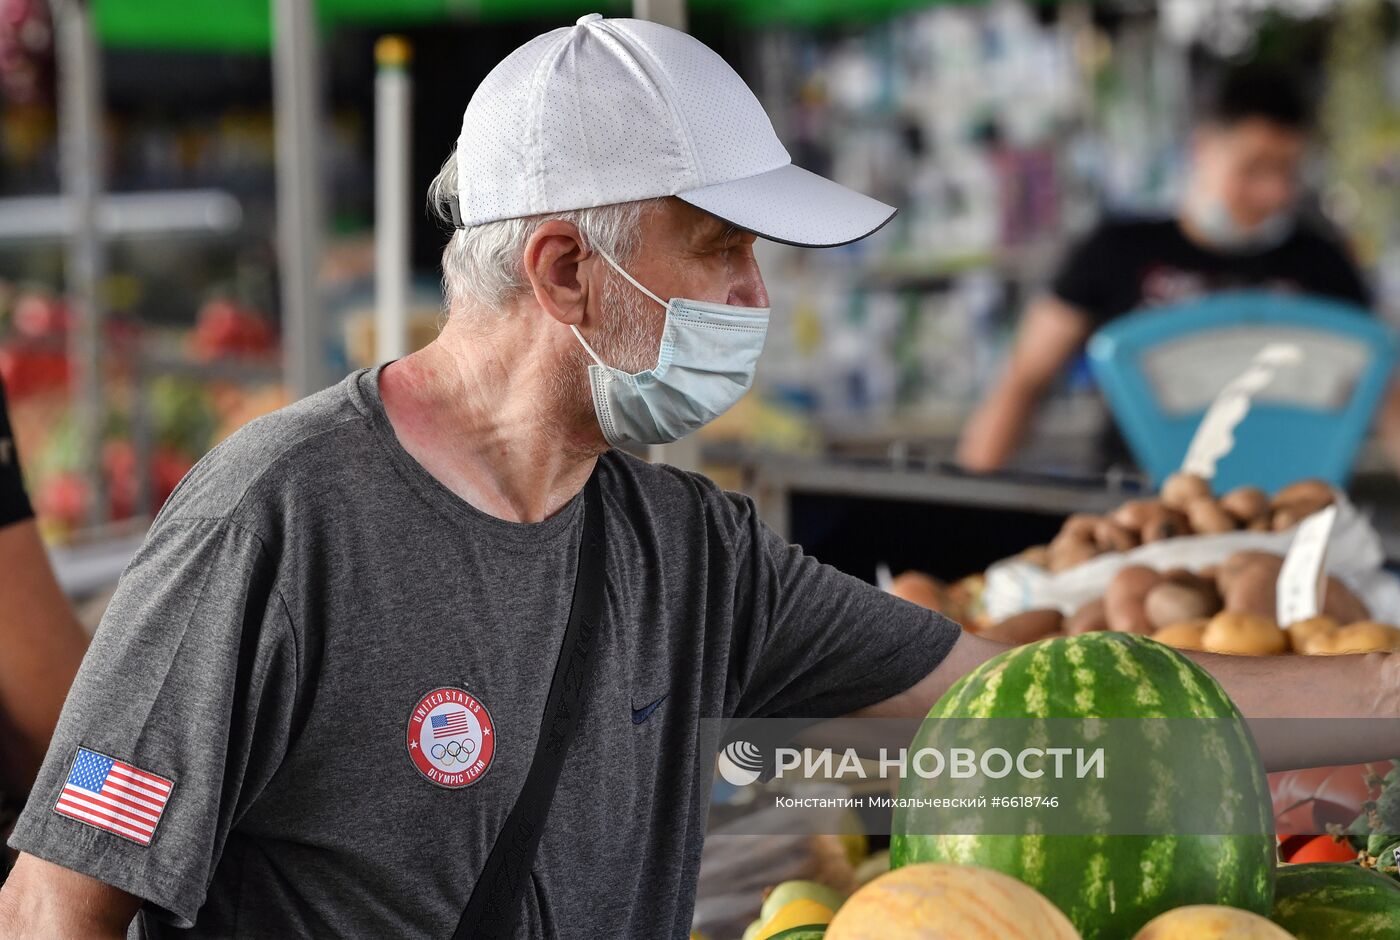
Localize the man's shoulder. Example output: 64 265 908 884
600 448 756 539
155 372 370 526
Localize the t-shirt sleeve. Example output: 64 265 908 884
720 492 961 722
0 376 34 529
1049 222 1122 327
7 515 298 928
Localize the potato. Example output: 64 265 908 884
1066 598 1109 635
1145 581 1221 629
1217 551 1283 591
1271 479 1334 530
1184 496 1237 535
1153 619 1207 651
1222 565 1278 622
1162 568 1217 594
1018 544 1051 569
1104 565 1162 634
1160 471 1212 510
1202 611 1287 656
1272 478 1334 509
1219 485 1269 524
1046 535 1099 573
1140 507 1190 543
980 609 1065 645
1110 499 1158 532
889 571 946 611
1058 513 1101 543
1304 620 1400 655
1092 517 1139 554
1285 615 1339 652
1271 503 1316 532
1322 576 1370 624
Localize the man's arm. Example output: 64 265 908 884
864 632 1400 772
0 853 140 938
955 296 1093 472
0 520 88 793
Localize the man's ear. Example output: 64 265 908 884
523 220 593 327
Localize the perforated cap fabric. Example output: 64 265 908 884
455 13 896 248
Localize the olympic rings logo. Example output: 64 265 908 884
429 737 478 766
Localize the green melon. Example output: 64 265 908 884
1271 862 1400 938
890 632 1276 940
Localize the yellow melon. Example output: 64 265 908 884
754 899 835 940
825 863 1080 939
1131 904 1294 939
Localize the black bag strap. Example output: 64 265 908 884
452 470 606 940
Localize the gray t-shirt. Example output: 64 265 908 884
10 366 958 938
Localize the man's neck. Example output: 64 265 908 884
377 312 605 524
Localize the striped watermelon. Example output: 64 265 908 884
890 633 1276 940
1271 863 1400 938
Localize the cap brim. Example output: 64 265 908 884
677 163 896 249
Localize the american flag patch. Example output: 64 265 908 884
53 747 173 846
430 709 470 739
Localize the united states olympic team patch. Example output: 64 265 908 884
406 687 496 788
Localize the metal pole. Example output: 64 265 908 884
374 36 412 364
54 0 107 528
633 0 697 470
633 0 687 31
272 0 325 398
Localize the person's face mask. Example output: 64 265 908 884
570 247 769 447
1186 195 1295 253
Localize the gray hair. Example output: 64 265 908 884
427 150 658 313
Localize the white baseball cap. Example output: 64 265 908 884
451 13 896 248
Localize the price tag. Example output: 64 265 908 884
1276 504 1339 626
1181 343 1302 479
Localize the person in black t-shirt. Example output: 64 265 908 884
958 66 1383 472
0 376 88 811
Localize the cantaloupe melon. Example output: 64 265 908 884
824 863 1079 940
1131 905 1294 939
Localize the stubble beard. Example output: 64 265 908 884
549 265 665 438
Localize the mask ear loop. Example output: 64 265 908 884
570 324 608 368
571 245 670 368
592 246 668 310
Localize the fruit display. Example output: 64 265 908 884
1037 474 1333 573
187 297 278 361
890 633 1277 939
888 570 987 630
740 880 846 940
824 863 1079 940
1338 761 1400 883
1269 862 1400 938
1130 904 1293 939
900 546 1400 656
1 286 288 540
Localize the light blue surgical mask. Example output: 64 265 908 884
1186 196 1295 253
570 248 770 447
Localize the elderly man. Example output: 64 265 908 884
1 15 1396 939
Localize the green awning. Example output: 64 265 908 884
93 0 630 53
94 0 1015 53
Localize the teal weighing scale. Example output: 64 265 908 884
1087 291 1399 493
